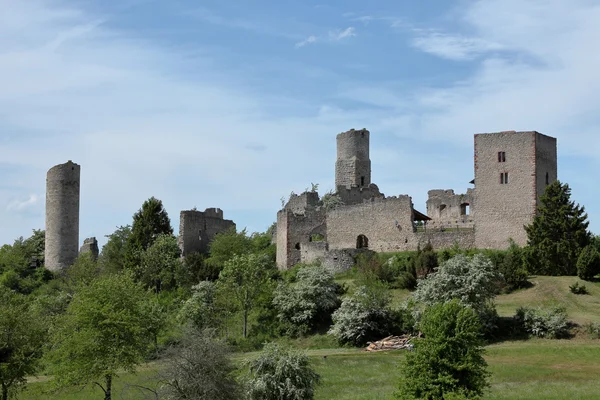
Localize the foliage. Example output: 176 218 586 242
515 306 569 339
396 301 490 400
584 322 600 339
63 252 101 288
244 342 320 400
525 181 591 276
0 230 50 294
205 228 275 273
99 225 131 274
413 242 438 279
218 253 276 338
160 329 241 400
126 197 173 270
47 273 158 400
329 281 400 346
414 254 503 311
273 264 341 336
178 281 219 330
569 282 589 295
0 287 46 400
138 233 181 293
179 251 219 285
576 245 600 281
321 190 345 211
497 241 529 292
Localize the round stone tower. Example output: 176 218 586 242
45 160 80 271
335 129 371 189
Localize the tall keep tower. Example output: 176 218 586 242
473 131 557 249
45 161 80 271
335 129 371 189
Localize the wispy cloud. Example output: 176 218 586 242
295 35 317 48
411 31 504 60
7 195 40 212
329 26 356 41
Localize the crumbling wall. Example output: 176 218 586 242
300 241 328 265
326 196 419 253
79 237 99 260
276 208 326 269
178 208 236 256
45 160 80 271
322 248 375 273
336 183 384 206
426 189 474 230
416 230 476 250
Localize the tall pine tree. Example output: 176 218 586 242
524 181 590 275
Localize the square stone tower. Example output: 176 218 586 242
473 131 557 249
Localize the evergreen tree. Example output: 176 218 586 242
125 197 173 270
524 181 591 276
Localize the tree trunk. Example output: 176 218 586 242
105 374 112 400
243 308 248 338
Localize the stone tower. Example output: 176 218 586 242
178 208 236 256
473 131 557 249
45 161 80 271
335 129 371 189
80 237 99 261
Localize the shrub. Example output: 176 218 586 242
273 264 341 336
160 329 241 400
328 282 398 346
395 301 490 400
584 322 600 339
577 245 600 280
498 242 529 291
178 281 219 330
244 342 320 400
515 306 569 338
569 282 589 295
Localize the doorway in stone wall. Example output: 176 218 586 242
356 234 369 249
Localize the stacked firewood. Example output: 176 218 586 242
365 335 417 352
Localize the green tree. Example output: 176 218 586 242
245 342 320 400
47 273 157 400
138 233 181 293
576 245 600 281
126 197 173 270
0 230 50 294
0 288 45 400
396 301 490 400
178 281 219 330
218 254 275 338
160 329 241 400
525 181 591 275
273 264 341 336
99 225 131 274
328 282 397 346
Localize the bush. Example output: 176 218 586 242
178 281 219 330
328 282 400 346
498 242 529 291
395 301 490 400
273 264 341 336
577 245 600 280
515 306 569 338
584 322 600 339
569 282 589 295
160 329 241 400
244 342 320 400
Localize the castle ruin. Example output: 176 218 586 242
178 208 236 256
45 160 81 271
276 129 557 270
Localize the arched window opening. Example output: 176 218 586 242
356 234 369 249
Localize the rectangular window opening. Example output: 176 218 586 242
500 172 509 184
498 151 506 162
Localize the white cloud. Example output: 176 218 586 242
295 35 317 48
411 31 504 60
329 26 356 41
7 195 40 211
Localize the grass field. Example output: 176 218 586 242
21 276 600 399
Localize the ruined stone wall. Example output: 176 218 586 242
45 161 80 271
322 248 375 273
326 196 419 253
416 230 476 250
474 131 541 249
178 208 236 256
535 133 558 203
335 129 371 189
336 183 384 206
285 192 320 215
300 241 328 265
426 189 474 230
276 208 326 269
79 237 99 260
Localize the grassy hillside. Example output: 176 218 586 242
495 276 600 324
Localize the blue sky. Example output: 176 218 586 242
2 0 600 248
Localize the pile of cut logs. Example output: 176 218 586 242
365 335 416 352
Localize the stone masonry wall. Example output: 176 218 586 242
45 160 80 271
79 237 99 260
426 189 474 230
474 131 539 249
535 133 558 203
178 208 236 256
335 129 371 189
276 208 327 269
